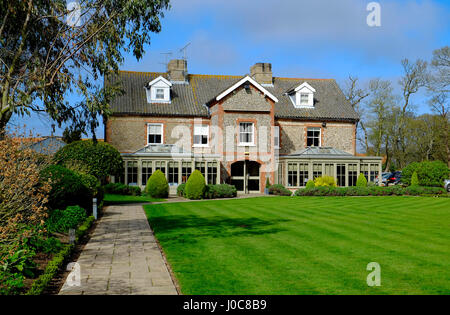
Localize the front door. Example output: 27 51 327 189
231 161 260 193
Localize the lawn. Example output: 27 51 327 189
144 196 450 295
104 193 165 205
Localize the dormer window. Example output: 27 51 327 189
289 82 316 108
300 93 309 105
146 76 172 103
155 88 165 100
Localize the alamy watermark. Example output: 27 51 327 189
367 2 381 27
66 262 81 287
366 262 381 286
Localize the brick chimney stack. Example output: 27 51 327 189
167 59 187 83
250 63 273 85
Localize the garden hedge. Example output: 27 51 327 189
294 186 446 197
45 206 87 233
146 170 169 198
185 170 206 200
314 176 337 187
54 140 123 182
40 165 92 210
204 184 237 199
269 184 292 196
402 160 449 187
103 183 142 196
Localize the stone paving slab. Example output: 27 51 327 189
59 204 177 295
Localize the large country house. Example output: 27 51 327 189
105 60 382 194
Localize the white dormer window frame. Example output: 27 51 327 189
146 76 172 104
292 82 316 108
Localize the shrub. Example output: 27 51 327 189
45 206 87 233
306 179 315 189
314 176 337 187
177 183 186 197
0 133 51 251
204 184 237 199
103 183 141 196
78 173 104 203
185 170 206 200
402 161 449 187
54 140 123 183
269 184 292 196
410 171 420 187
356 174 368 187
146 170 169 198
40 165 92 210
294 186 445 197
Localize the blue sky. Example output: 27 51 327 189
10 0 450 138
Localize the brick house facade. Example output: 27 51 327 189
105 60 382 194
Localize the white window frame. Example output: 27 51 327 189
274 126 280 149
155 88 165 100
239 122 255 146
193 124 209 147
299 93 309 105
306 127 321 147
147 123 163 145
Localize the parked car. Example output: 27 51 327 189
387 171 402 186
445 179 450 192
375 172 391 186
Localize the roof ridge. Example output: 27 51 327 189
274 77 334 81
117 70 335 81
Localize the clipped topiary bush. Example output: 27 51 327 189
314 176 337 187
402 160 449 187
306 179 315 189
356 173 368 187
265 177 271 189
185 170 206 200
40 165 92 210
54 140 123 183
410 171 420 187
146 170 169 198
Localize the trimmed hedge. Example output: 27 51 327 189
45 206 87 233
268 184 292 196
26 215 95 295
204 184 237 199
40 165 92 210
411 171 420 186
54 140 123 182
294 186 446 197
103 183 141 196
146 170 169 198
402 161 449 187
185 170 206 200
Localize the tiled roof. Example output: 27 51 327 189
107 71 359 121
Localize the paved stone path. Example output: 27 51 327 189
59 204 178 295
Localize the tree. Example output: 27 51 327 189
427 46 450 167
343 76 370 153
365 79 396 169
395 58 428 168
0 0 170 136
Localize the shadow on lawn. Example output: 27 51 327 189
149 215 289 242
